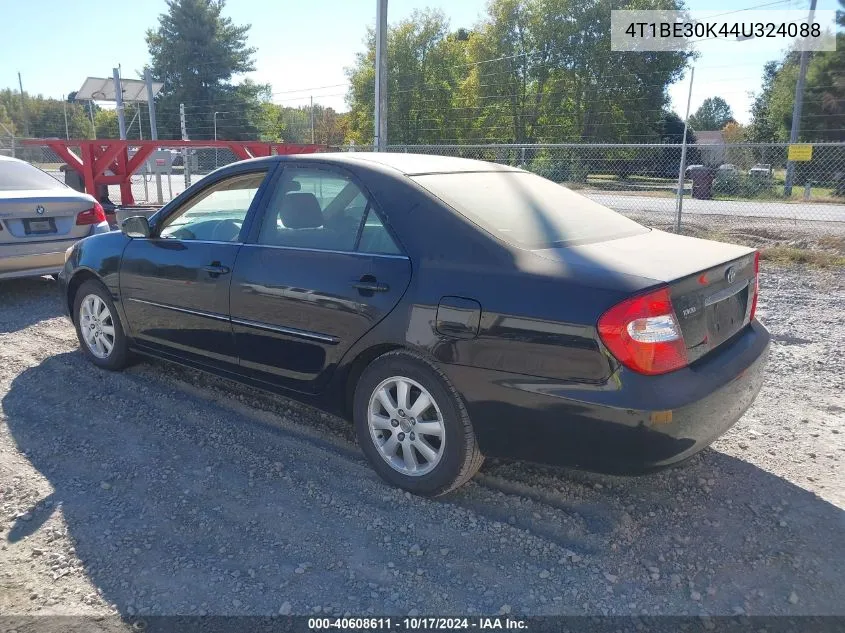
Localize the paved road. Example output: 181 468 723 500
48 170 845 224
582 192 845 223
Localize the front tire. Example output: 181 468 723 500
72 280 129 371
353 350 483 496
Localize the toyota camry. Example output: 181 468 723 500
59 153 770 496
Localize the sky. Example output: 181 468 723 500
0 0 839 127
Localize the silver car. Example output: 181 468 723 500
0 155 110 281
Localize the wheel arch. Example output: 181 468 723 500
341 341 448 420
66 268 102 318
342 343 406 420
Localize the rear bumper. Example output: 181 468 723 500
0 224 109 281
442 320 771 473
0 242 71 280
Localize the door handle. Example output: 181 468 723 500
202 264 231 276
352 279 389 293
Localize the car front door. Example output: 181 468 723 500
229 163 411 394
120 167 271 368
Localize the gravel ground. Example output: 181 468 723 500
0 264 842 619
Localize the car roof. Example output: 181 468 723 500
281 152 524 176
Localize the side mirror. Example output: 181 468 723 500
121 216 151 239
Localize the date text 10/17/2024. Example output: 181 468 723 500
307 617 529 630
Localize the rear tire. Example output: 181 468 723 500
72 280 130 371
353 350 484 496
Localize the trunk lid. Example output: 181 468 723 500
535 229 757 362
668 252 756 362
0 190 97 244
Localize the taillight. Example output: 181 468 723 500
76 202 106 226
597 286 689 376
749 250 760 321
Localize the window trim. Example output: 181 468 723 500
149 166 272 242
352 202 371 252
240 242 409 260
245 161 407 257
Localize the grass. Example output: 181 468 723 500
672 226 845 268
817 235 845 252
581 172 845 204
712 184 845 204
786 186 845 204
586 188 678 198
759 247 845 267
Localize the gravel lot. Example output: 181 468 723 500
0 264 842 619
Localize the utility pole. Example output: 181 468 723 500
180 103 190 188
310 95 315 144
213 111 220 169
137 104 148 201
784 0 817 197
675 66 695 234
145 67 163 204
62 95 70 140
374 0 388 151
88 101 96 139
17 72 29 137
113 67 127 140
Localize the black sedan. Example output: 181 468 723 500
59 153 770 496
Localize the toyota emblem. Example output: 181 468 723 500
725 266 737 284
35 205 45 216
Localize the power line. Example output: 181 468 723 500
705 0 801 18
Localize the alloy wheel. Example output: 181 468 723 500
79 294 116 359
367 376 446 476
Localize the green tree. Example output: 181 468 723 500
345 0 690 145
747 0 844 144
688 96 734 131
346 9 468 144
94 109 120 139
0 100 16 136
257 103 310 142
256 102 345 145
746 62 780 142
313 105 349 146
0 90 94 139
146 0 266 140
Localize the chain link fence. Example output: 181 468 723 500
7 142 245 207
0 128 16 158
375 142 845 251
10 138 845 250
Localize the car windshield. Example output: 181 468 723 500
412 171 648 249
0 159 66 191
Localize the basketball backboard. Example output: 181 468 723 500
75 77 163 103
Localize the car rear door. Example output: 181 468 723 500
229 163 411 394
119 166 271 368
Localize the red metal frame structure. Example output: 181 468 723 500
19 139 324 206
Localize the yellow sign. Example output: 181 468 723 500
788 144 813 161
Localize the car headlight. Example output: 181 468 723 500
64 245 75 264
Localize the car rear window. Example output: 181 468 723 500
0 160 66 191
412 171 648 248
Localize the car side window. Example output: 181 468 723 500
358 207 402 255
257 167 399 254
257 167 364 251
159 171 267 242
